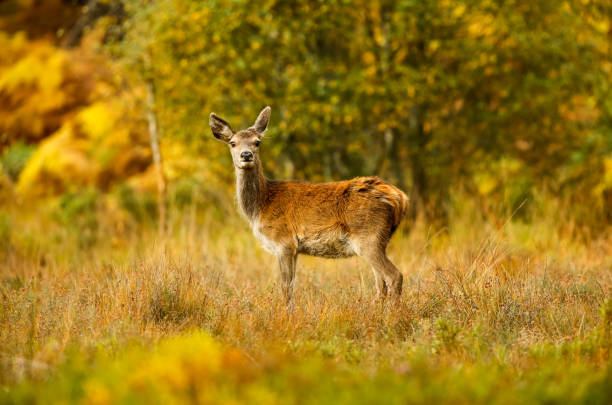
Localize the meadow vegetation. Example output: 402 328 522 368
1 188 611 403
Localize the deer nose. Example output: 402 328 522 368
240 151 253 161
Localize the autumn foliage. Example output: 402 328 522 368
0 0 611 222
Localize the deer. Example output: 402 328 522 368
209 106 409 306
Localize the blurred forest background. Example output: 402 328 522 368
3 1 612 403
1 0 612 233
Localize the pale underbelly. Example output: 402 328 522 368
296 233 356 258
252 222 357 258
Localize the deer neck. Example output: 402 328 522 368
235 160 268 222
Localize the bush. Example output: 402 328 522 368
53 188 100 247
0 141 35 181
115 184 157 224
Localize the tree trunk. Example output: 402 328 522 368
408 105 428 220
146 79 167 239
62 0 123 48
408 108 449 227
387 128 406 191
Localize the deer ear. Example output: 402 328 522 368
252 106 271 134
209 113 234 142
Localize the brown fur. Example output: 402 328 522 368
210 107 408 304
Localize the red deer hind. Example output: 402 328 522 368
210 106 408 305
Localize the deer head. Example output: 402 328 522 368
209 106 271 170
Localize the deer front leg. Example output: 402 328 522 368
277 248 297 306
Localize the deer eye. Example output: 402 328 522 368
230 141 236 147
255 140 260 147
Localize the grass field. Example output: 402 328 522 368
1 193 611 404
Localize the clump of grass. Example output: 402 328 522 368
145 264 212 327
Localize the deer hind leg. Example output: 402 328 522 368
352 238 403 301
381 255 403 298
369 254 402 300
371 267 388 299
277 248 297 306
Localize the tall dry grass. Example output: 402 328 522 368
1 190 610 395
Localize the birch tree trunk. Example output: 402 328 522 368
146 79 167 239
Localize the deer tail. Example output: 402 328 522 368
349 177 409 233
380 183 409 231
